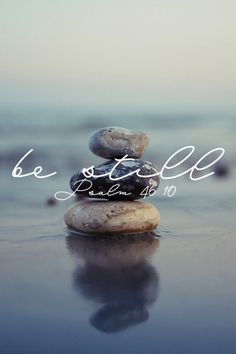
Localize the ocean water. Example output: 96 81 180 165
0 107 235 354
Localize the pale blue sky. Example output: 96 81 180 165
0 0 235 112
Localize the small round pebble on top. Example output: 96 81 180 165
89 126 149 159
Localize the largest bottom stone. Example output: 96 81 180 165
64 200 160 234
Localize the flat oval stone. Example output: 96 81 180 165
64 200 160 234
70 159 160 200
89 126 149 159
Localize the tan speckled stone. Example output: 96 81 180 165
89 126 149 159
64 200 160 234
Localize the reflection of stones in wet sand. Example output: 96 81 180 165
66 233 159 333
90 304 149 333
67 232 159 267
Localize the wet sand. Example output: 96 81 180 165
0 111 236 353
0 170 236 354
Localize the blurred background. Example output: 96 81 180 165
0 0 236 196
0 0 235 112
0 0 235 230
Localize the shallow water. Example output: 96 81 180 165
0 108 236 353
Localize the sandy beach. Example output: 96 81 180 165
0 110 235 354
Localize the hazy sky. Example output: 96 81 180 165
0 0 235 112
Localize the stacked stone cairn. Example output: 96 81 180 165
64 127 160 235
